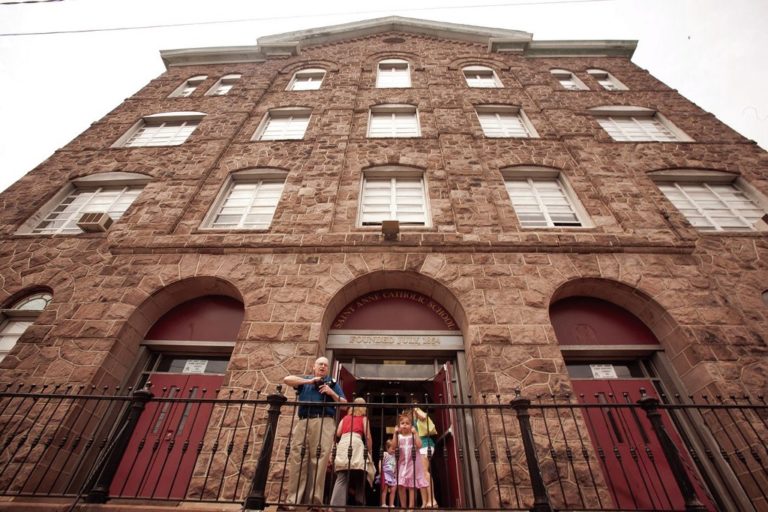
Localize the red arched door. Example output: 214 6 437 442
109 295 243 499
551 297 714 511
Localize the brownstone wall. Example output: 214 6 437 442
0 29 766 511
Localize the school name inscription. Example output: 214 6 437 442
332 289 457 330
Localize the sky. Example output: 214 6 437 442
0 0 766 193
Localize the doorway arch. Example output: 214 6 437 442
550 291 716 510
323 273 477 508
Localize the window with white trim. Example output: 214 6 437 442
651 170 768 232
169 75 207 98
376 59 411 88
19 172 148 235
503 167 589 228
288 68 326 91
368 105 420 138
588 69 627 91
550 69 587 91
463 66 502 88
205 169 286 230
359 167 428 226
254 108 311 140
0 292 52 362
116 112 205 147
476 106 538 138
206 74 242 96
591 107 690 142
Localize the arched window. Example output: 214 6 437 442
115 112 206 147
253 107 311 140
0 291 52 362
589 106 691 142
19 171 149 235
169 75 207 98
203 168 287 230
359 166 429 227
587 68 627 91
376 59 411 88
462 65 502 88
288 68 326 91
550 68 587 90
206 73 242 96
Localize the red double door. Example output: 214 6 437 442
109 373 223 499
336 362 465 508
572 378 714 511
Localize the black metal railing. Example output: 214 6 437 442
0 383 766 511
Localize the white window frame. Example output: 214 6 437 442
205 74 242 96
650 169 768 232
587 69 627 91
376 59 411 88
17 172 149 235
169 75 207 98
202 169 287 230
475 105 538 138
114 112 205 148
590 106 692 142
502 166 591 229
368 104 420 138
253 108 311 141
550 69 588 91
0 292 53 362
287 68 326 91
462 65 502 88
358 166 430 228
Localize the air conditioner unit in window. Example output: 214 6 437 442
77 212 113 232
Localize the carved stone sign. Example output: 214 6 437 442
348 335 441 346
332 289 458 330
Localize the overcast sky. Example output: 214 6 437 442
0 0 766 193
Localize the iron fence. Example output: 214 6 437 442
0 382 765 511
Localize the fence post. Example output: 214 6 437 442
244 385 287 511
85 387 153 503
637 389 707 512
510 389 553 512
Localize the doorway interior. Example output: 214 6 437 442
333 356 466 508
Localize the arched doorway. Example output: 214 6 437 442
326 288 475 508
551 296 715 511
109 295 244 499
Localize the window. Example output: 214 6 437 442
169 75 207 98
476 106 538 138
206 74 241 96
204 169 287 230
19 172 148 235
650 170 767 232
550 69 587 91
0 292 52 362
359 167 428 226
376 59 411 88
588 69 627 91
503 167 589 228
254 108 311 140
590 106 690 142
463 66 502 88
288 68 326 91
368 105 420 138
116 112 205 147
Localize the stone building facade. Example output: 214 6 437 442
0 16 766 512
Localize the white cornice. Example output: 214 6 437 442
160 17 636 69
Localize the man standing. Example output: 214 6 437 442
283 357 346 508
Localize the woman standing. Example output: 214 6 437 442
330 397 375 511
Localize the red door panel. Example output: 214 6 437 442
110 373 223 499
432 363 464 508
573 379 713 511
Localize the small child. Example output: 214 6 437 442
379 439 397 507
394 413 429 509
